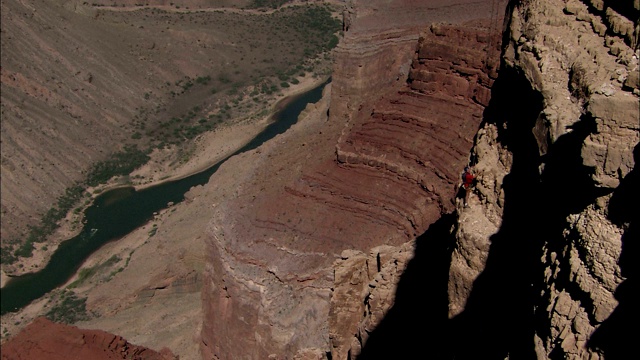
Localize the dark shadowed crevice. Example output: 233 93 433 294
355 213 457 360
587 143 639 359
449 65 544 360
452 61 611 359
532 112 614 360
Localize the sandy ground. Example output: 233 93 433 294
0 74 328 359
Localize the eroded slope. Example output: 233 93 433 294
200 2 505 356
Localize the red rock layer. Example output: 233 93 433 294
334 21 499 237
0 317 176 360
201 20 501 359
250 22 500 252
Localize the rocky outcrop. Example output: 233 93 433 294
200 1 506 359
449 0 638 358
0 317 176 360
329 244 415 360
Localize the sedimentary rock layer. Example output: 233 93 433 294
200 2 504 357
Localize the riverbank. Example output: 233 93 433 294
0 74 330 354
0 74 328 284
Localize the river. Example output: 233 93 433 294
0 79 329 315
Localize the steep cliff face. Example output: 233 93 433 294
200 1 506 359
449 0 638 358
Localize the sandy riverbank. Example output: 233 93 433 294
0 74 327 284
1 74 330 357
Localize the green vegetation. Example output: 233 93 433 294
68 255 121 288
2 146 148 264
195 75 211 85
148 224 158 237
4 184 87 262
1 241 18 264
85 145 150 187
147 105 219 146
45 289 90 324
247 0 293 9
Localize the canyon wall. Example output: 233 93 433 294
200 0 506 359
202 0 638 358
4 0 635 359
449 0 638 358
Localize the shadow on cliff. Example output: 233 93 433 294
448 60 609 358
446 65 545 360
354 10 629 355
356 64 550 360
587 142 639 359
355 213 457 360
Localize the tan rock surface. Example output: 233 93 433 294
449 0 638 358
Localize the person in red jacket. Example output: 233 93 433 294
461 166 475 207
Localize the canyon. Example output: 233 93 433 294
1 0 638 359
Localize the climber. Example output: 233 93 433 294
461 165 475 207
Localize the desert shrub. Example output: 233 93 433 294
181 80 193 91
218 74 232 84
327 34 339 49
1 244 17 264
195 75 211 85
12 241 34 259
69 255 121 288
85 145 150 187
45 290 90 324
247 0 292 9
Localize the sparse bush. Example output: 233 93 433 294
195 75 211 85
85 145 150 187
1 244 17 264
45 290 90 324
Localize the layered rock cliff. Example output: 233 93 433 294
201 0 638 359
200 0 507 359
